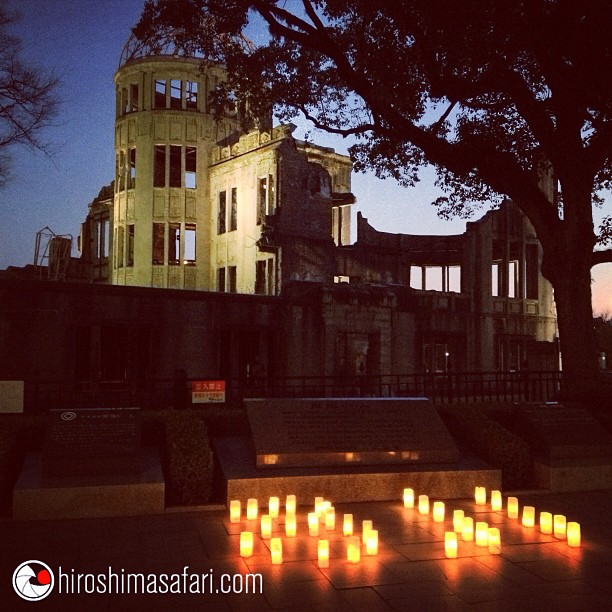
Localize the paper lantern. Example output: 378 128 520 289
567 522 581 547
418 494 430 515
269 496 279 518
343 513 354 536
475 487 486 506
261 514 272 539
362 520 373 543
507 497 519 519
522 506 535 528
433 501 445 523
453 509 464 533
325 507 335 530
285 514 296 537
488 527 501 554
445 532 458 558
246 498 258 521
462 516 474 541
308 512 319 536
229 500 241 524
240 531 253 557
270 537 282 565
491 490 502 511
365 529 379 555
475 521 489 547
318 540 330 568
286 494 296 515
540 511 553 534
403 488 415 508
347 536 361 563
554 515 566 539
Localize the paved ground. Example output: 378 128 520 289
1 490 611 611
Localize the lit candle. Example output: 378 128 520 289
365 529 379 555
362 520 373 543
475 521 489 547
269 496 279 518
240 531 253 557
261 514 272 539
453 509 464 533
540 511 553 534
445 532 458 558
403 488 415 508
320 500 331 518
567 522 581 547
433 501 445 523
314 497 324 514
286 494 296 515
554 515 566 539
491 490 502 511
347 536 361 563
475 486 486 506
325 507 335 530
285 513 296 537
488 527 501 554
318 540 330 568
308 512 319 536
522 506 535 528
418 494 429 515
343 513 353 536
246 498 258 520
270 537 282 564
462 516 474 541
507 497 519 519
229 500 241 523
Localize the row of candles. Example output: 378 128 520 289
232 496 379 565
402 486 581 558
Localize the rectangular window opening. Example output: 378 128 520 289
230 187 237 231
228 266 237 293
154 79 166 108
492 261 501 297
119 150 126 191
424 266 443 291
218 191 227 235
152 223 165 265
154 145 166 187
255 260 266 294
169 145 181 187
128 148 136 189
117 226 125 268
127 225 134 267
184 224 196 264
185 147 196 189
170 79 182 109
186 81 198 110
129 84 139 112
257 177 267 224
447 265 461 293
218 267 226 292
410 265 423 290
102 220 109 258
508 260 519 298
168 222 180 264
267 174 275 215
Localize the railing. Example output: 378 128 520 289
20 371 564 412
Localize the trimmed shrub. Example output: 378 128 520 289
164 411 214 505
439 405 533 489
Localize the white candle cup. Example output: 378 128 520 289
453 509 464 533
285 513 297 537
540 511 553 534
445 532 458 558
522 506 535 528
229 500 241 523
246 498 258 521
269 496 279 518
343 513 353 536
554 515 566 539
318 539 330 568
260 514 272 539
403 488 415 508
308 512 319 536
240 531 253 557
270 537 282 565
475 521 489 547
488 527 501 554
507 497 519 519
491 490 502 511
365 530 379 555
462 516 474 541
418 494 429 515
567 522 581 548
362 520 373 543
433 501 445 523
347 536 361 563
285 494 297 515
475 486 486 506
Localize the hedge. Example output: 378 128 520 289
439 404 533 489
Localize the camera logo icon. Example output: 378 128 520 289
13 560 54 601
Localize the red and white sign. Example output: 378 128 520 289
192 380 225 403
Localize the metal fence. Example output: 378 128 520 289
22 370 564 412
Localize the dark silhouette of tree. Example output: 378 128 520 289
0 2 59 185
134 0 612 399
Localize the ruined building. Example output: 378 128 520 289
0 44 559 394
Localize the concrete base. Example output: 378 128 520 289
215 437 501 505
534 457 612 492
13 449 165 521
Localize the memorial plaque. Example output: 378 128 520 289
44 408 141 477
0 381 24 413
518 402 612 460
246 398 459 467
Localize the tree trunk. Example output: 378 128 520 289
545 247 599 401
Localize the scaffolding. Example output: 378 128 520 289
34 226 73 281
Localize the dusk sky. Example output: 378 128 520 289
1 0 611 313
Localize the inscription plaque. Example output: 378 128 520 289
44 408 141 477
246 398 459 468
518 402 612 460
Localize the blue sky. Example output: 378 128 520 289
1 0 610 313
